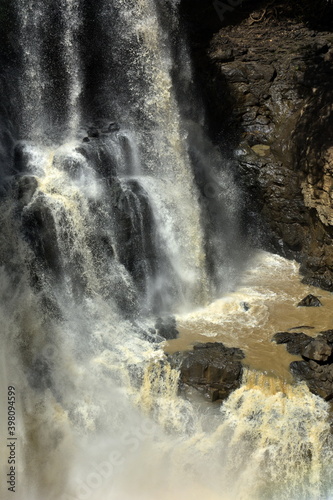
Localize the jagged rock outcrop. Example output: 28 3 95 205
297 294 322 307
169 342 244 401
273 330 333 400
273 331 313 355
183 1 333 291
209 20 333 289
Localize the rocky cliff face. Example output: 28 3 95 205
183 3 333 290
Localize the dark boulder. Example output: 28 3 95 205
297 294 322 307
155 316 179 340
290 360 333 401
13 141 29 173
169 342 244 401
272 331 312 355
273 329 333 400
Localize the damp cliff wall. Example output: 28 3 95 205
181 0 333 291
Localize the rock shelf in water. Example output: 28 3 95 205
168 342 245 402
273 330 333 400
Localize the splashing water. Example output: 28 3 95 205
1 1 333 499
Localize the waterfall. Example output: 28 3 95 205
0 0 332 499
17 0 82 142
17 0 46 140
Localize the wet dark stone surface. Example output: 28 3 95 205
155 316 179 340
16 175 38 207
169 342 244 401
21 193 62 276
273 329 333 400
185 4 333 291
297 294 322 307
273 331 313 355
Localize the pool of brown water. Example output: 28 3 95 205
165 252 333 383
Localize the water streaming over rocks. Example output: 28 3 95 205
0 1 333 499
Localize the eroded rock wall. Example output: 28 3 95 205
183 2 333 290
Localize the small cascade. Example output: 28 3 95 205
212 371 333 499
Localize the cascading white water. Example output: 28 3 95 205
17 0 82 141
17 0 46 140
59 0 82 137
1 0 333 499
105 0 209 306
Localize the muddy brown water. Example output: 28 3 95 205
165 251 333 383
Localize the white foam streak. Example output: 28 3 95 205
60 0 82 137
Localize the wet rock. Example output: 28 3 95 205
82 136 90 143
302 339 332 362
13 142 30 173
133 324 164 344
272 331 312 355
110 178 158 296
108 122 120 132
144 331 165 344
16 175 38 207
169 342 244 401
203 16 333 290
87 127 99 138
155 316 179 340
210 47 234 62
318 330 333 344
21 193 62 276
193 342 245 359
290 360 333 401
273 329 333 400
297 294 322 307
240 301 250 311
75 143 117 178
